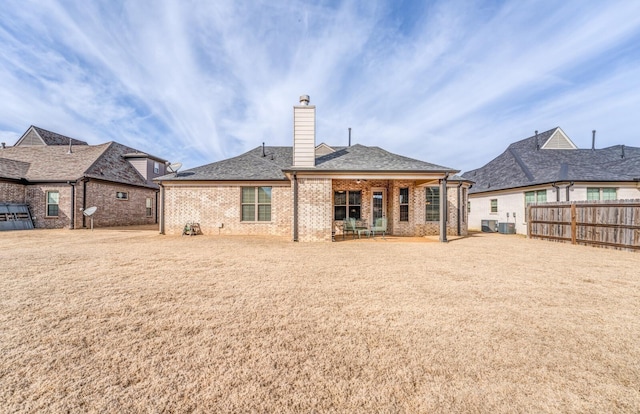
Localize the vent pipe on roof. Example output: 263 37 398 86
621 145 625 159
591 130 596 150
348 127 351 147
1 142 5 149
262 142 265 157
299 95 310 106
535 130 539 150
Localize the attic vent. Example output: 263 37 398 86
541 129 577 150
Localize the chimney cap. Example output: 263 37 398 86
299 95 310 105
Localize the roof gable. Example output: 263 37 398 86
315 143 336 156
15 126 88 147
540 128 577 149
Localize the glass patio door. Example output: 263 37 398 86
372 188 386 224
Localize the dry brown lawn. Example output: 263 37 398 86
1 228 639 413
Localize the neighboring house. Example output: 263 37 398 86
462 127 640 235
156 96 472 242
0 126 168 229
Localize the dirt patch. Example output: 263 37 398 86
1 230 639 412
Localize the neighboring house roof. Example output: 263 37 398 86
0 158 30 180
157 144 459 181
463 127 640 194
1 127 166 189
15 125 89 146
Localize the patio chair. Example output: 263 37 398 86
343 218 357 239
370 217 387 239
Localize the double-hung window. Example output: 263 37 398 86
46 191 59 217
334 191 361 220
242 187 271 221
525 190 547 204
399 188 409 222
490 199 498 213
588 187 616 201
425 187 440 221
146 198 153 217
524 190 547 222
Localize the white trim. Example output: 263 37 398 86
14 126 46 146
371 187 387 224
541 128 578 150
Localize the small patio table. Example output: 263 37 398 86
356 224 370 238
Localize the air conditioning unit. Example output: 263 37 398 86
498 222 516 234
481 219 498 232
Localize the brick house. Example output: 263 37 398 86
0 126 168 229
156 96 472 242
462 127 640 235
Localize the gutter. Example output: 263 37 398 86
457 181 463 236
82 177 88 228
67 181 76 229
158 182 165 234
551 182 560 201
566 181 574 201
440 173 449 243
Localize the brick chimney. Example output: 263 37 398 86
293 95 315 167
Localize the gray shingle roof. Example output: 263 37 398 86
463 127 640 194
0 139 160 188
157 144 458 181
18 126 89 146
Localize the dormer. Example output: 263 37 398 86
123 153 168 185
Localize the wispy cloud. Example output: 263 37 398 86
1 0 639 171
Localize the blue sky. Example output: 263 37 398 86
1 1 640 172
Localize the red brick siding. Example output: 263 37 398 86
26 184 72 229
23 181 157 229
83 181 157 228
0 182 26 203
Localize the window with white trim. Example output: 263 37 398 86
116 191 128 200
154 161 160 174
490 199 498 213
46 191 59 217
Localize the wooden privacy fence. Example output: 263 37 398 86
527 200 640 251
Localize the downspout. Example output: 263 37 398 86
439 173 449 243
457 182 463 236
566 181 574 202
82 177 88 228
158 182 165 234
293 172 298 242
67 181 76 229
551 182 560 201
155 190 159 224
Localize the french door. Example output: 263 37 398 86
371 188 386 223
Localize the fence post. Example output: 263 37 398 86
571 203 577 245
